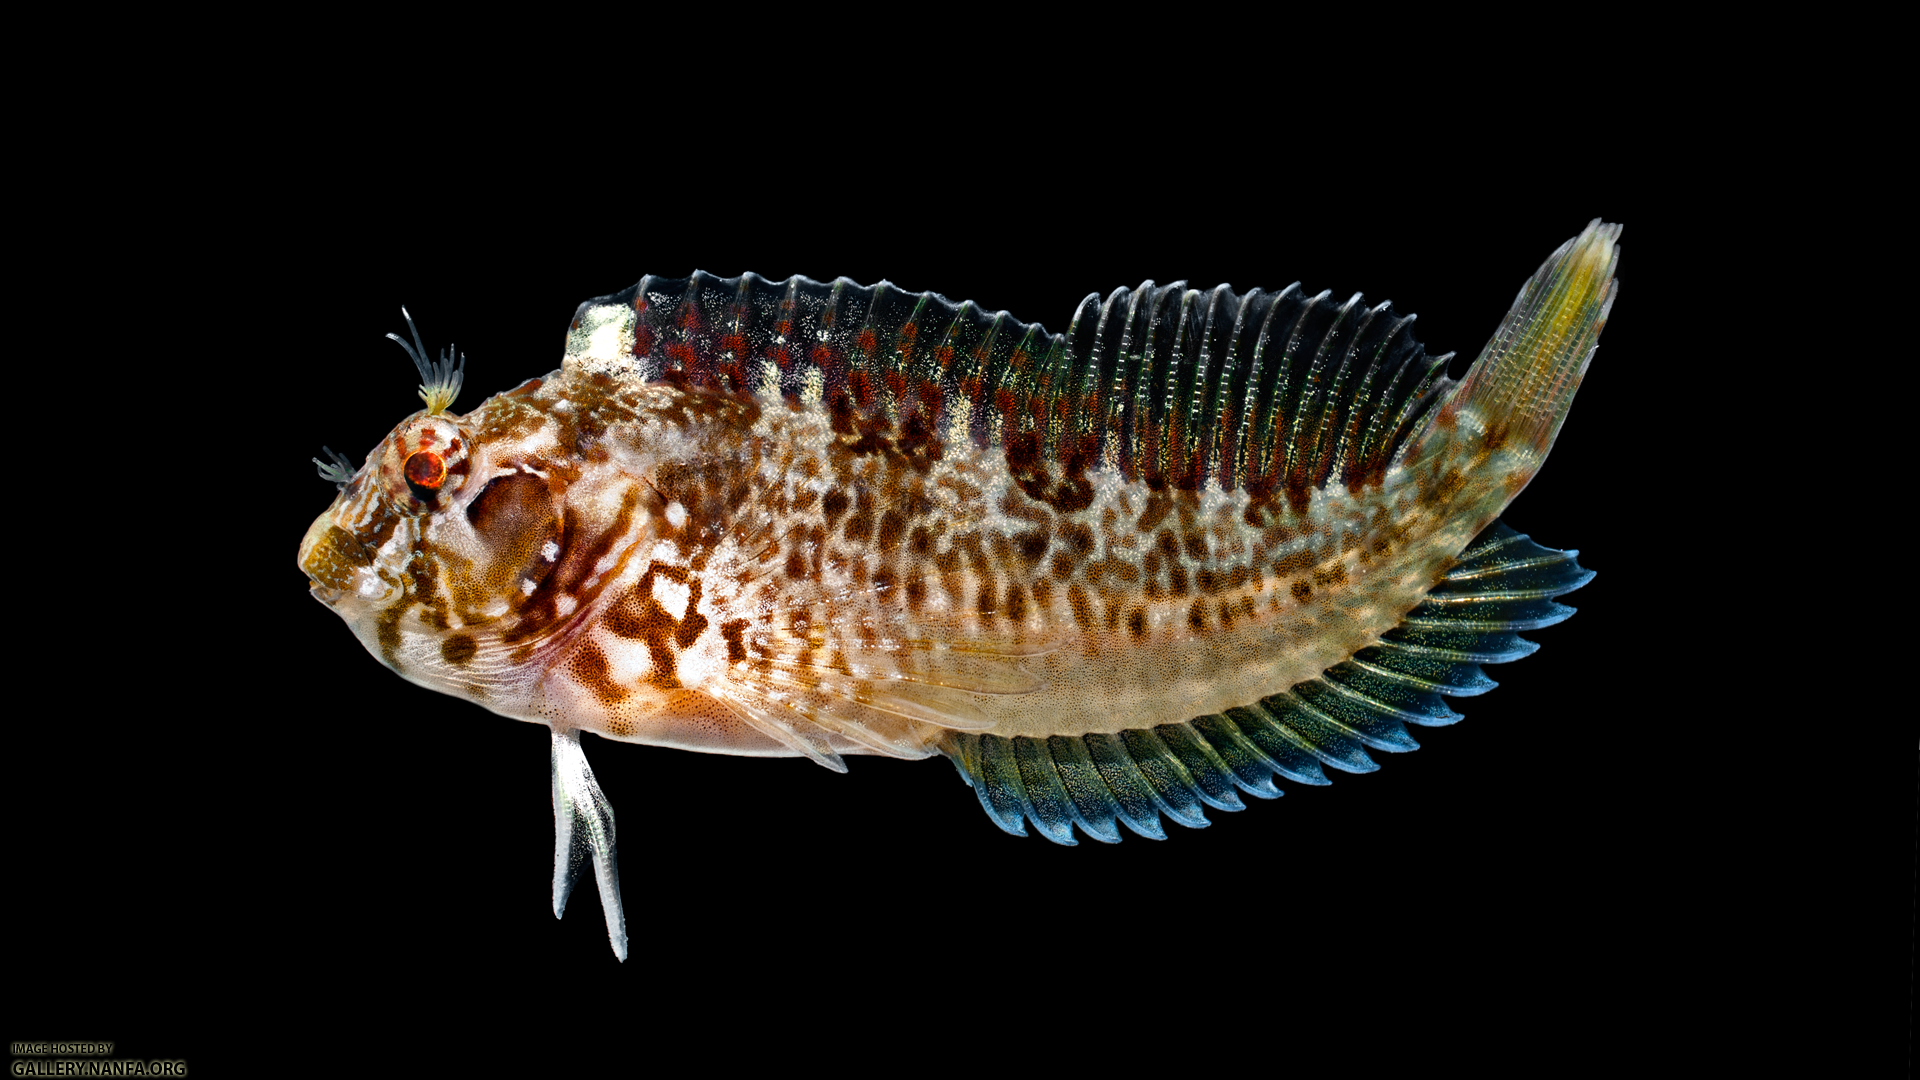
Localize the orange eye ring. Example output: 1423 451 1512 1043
404 449 448 497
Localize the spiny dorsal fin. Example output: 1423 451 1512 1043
564 271 1455 499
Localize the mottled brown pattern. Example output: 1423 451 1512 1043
306 226 1618 772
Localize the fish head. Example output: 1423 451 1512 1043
297 393 663 714
298 409 490 682
296 382 727 740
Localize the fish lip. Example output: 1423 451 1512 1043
307 581 346 606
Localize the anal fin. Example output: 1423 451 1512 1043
940 518 1592 845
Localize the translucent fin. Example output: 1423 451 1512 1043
706 684 850 772
710 619 1052 765
1408 221 1621 462
565 264 1455 499
940 518 1591 842
551 728 627 962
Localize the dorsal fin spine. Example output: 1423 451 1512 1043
574 265 1465 504
1349 312 1419 483
1312 296 1386 488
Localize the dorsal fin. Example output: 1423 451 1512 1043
937 520 1591 844
564 271 1454 497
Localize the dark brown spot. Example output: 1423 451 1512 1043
1012 529 1049 565
876 508 906 552
1291 580 1312 602
908 525 933 558
569 641 630 704
675 609 708 650
1067 584 1094 629
905 575 927 609
720 619 749 664
1188 600 1207 632
1157 529 1182 562
1136 492 1172 532
1126 607 1147 639
376 603 408 669
1006 583 1028 622
821 487 850 527
441 634 478 667
844 489 875 544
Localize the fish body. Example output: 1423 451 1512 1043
300 222 1620 958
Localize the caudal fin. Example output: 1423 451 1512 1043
1412 220 1622 462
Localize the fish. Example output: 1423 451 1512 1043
298 220 1620 960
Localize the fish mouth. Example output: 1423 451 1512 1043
307 579 346 606
299 507 375 603
298 508 334 574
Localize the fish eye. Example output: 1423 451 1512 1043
404 449 448 500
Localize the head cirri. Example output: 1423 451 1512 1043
299 310 560 705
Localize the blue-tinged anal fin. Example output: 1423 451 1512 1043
939 518 1591 844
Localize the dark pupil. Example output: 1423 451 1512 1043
405 450 447 491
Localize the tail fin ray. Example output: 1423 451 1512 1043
1411 220 1622 461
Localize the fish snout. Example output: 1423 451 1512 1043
299 509 372 603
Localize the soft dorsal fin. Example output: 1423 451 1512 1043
938 520 1592 844
564 270 1454 500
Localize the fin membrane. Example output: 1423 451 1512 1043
565 266 1454 496
940 520 1591 844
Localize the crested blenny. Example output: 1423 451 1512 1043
299 221 1620 960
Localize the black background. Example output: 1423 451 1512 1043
11 107 1899 1072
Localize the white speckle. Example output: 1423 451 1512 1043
652 574 690 617
521 578 537 596
556 594 577 617
665 501 687 529
541 539 560 562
